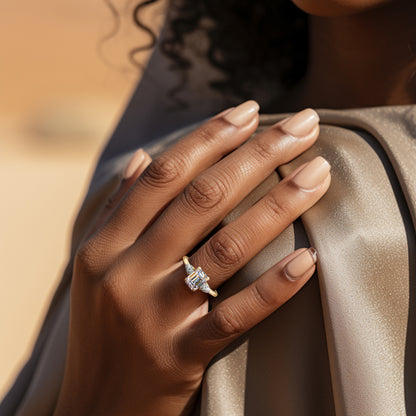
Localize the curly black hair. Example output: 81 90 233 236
131 0 308 106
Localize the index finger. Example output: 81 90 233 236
95 100 260 258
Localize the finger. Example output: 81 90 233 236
87 149 151 239
184 248 317 363
189 156 330 290
158 157 330 311
97 100 260 255
138 109 319 266
122 149 152 183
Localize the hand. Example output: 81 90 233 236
54 101 331 416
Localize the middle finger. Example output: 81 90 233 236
136 108 320 267
190 156 331 289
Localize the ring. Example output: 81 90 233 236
183 256 218 297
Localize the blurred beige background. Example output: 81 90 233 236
0 0 164 399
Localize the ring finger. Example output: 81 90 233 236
182 247 318 364
170 156 330 304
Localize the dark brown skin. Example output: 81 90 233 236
292 0 401 16
285 0 416 110
53 1 415 415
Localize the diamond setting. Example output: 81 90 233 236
185 267 210 292
182 256 218 297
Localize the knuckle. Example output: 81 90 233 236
252 135 279 160
210 306 244 339
141 154 182 187
249 281 276 310
194 123 226 146
75 240 103 278
184 175 226 211
97 274 117 304
263 193 292 221
208 231 245 268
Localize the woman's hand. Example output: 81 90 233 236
54 101 331 416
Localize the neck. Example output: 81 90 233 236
289 2 416 110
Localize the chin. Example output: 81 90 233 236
290 0 393 17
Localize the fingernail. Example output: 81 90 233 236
122 149 145 180
213 107 234 119
278 108 319 137
223 100 260 127
292 156 331 191
284 248 318 282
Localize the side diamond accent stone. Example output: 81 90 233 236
199 283 212 294
185 263 195 275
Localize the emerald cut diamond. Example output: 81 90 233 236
182 256 218 297
185 267 209 291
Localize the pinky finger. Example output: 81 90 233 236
190 248 317 362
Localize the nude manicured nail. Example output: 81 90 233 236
122 149 145 180
223 100 260 127
284 248 318 282
279 108 319 137
292 156 331 191
213 107 235 119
